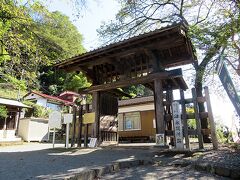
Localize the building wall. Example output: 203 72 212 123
0 130 16 139
46 102 61 111
118 110 156 139
18 118 49 142
119 103 154 113
25 93 61 110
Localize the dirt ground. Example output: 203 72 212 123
101 165 229 180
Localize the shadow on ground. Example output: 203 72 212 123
0 146 153 179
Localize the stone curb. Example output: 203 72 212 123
170 159 240 179
193 162 240 179
58 157 240 179
65 159 154 180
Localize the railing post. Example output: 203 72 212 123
71 106 77 147
204 86 218 150
192 88 204 149
77 105 83 147
180 89 190 149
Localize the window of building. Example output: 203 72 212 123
118 112 141 131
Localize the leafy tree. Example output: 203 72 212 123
98 0 240 142
31 4 86 94
23 101 51 118
0 105 8 119
63 72 91 92
0 1 87 96
0 0 37 90
122 84 153 97
186 106 196 129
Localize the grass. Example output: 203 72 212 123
0 87 27 100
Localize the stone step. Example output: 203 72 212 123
0 137 23 146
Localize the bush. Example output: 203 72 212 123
0 105 8 118
216 125 233 143
23 101 51 118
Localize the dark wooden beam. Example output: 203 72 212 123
84 69 183 93
154 78 165 138
145 49 164 72
77 105 83 147
92 92 100 140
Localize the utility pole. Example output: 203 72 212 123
17 69 24 100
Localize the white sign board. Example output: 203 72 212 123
63 113 73 124
48 111 62 129
156 134 165 146
89 138 97 148
172 101 184 149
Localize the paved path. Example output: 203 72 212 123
0 143 239 179
0 143 153 179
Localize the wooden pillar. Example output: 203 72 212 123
204 86 218 150
192 88 204 149
15 108 21 135
92 92 100 140
180 89 190 149
154 78 165 136
84 104 90 148
77 105 83 147
71 106 77 147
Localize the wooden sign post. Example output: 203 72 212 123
172 101 184 150
63 113 73 148
83 112 96 147
49 111 62 148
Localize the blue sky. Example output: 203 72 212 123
43 0 120 50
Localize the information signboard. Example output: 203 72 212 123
172 101 184 149
83 112 95 124
89 138 97 147
63 113 73 124
48 111 62 129
217 60 240 117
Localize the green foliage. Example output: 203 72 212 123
122 84 153 97
216 127 226 143
0 84 27 99
98 0 240 94
23 101 51 118
39 70 91 95
188 119 197 129
186 106 196 129
0 105 8 118
216 125 233 143
4 74 27 90
63 72 91 92
0 1 86 95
